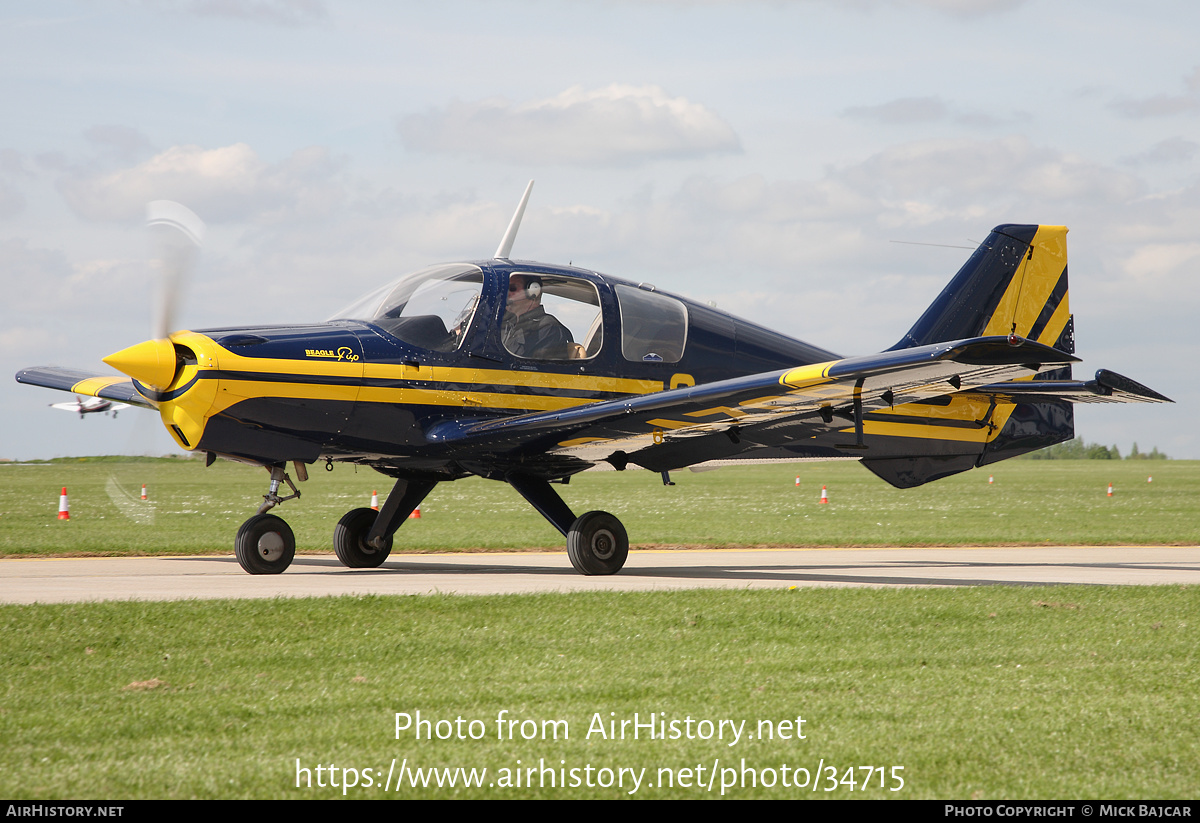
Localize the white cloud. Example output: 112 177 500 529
842 96 1012 128
164 0 329 27
57 143 347 224
1119 137 1198 166
0 239 72 310
840 136 1143 213
901 0 1026 16
398 85 741 167
1111 95 1200 118
83 125 156 161
648 0 1026 16
844 97 949 124
1111 66 1200 118
0 181 25 220
1116 242 1200 297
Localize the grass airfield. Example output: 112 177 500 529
1 459 1197 799
2 457 1197 556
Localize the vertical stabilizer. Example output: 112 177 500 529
865 224 1076 487
890 224 1073 355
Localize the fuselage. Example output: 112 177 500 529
144 260 839 474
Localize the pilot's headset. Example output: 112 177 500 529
515 275 542 301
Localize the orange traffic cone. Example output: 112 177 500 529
1107 483 1113 497
57 487 70 520
988 475 994 485
1148 476 1153 483
370 490 379 511
795 476 800 487
818 485 829 504
409 506 421 519
140 484 148 500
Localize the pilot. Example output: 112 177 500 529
502 274 574 359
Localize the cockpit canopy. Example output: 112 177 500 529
330 262 689 364
330 263 484 352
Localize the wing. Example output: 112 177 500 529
16 367 156 410
427 336 1090 469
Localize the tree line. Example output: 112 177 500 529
1024 439 1168 460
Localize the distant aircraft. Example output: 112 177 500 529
17 185 1170 575
50 395 130 419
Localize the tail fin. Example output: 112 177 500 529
890 224 1074 357
863 225 1076 488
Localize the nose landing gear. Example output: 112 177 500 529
233 463 303 575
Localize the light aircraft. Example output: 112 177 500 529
50 395 130 419
16 183 1170 575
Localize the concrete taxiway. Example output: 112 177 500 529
1 546 1197 604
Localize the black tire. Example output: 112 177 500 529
333 507 392 568
566 511 628 575
235 514 296 575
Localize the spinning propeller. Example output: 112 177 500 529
103 201 206 390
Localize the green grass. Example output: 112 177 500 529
2 459 1197 799
1 587 1195 799
1 458 1197 556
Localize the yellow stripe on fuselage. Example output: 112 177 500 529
857 418 997 443
426 366 663 395
189 332 662 419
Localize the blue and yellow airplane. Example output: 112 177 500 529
16 184 1170 575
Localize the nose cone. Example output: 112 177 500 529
103 338 177 388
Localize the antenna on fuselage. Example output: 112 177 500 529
494 179 534 259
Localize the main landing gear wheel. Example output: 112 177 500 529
566 511 628 576
333 507 393 568
235 514 296 575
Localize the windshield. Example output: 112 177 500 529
330 263 484 352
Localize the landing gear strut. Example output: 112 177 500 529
234 463 304 575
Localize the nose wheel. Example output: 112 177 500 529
235 514 296 574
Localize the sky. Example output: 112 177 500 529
2 0 1197 460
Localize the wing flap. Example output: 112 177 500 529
16 367 156 410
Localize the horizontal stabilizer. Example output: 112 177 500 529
975 369 1172 404
15 367 156 409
